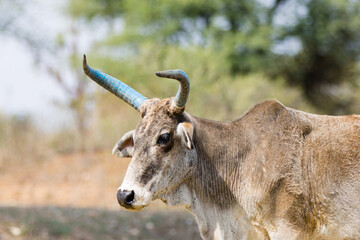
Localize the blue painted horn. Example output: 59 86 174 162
83 55 147 111
155 69 190 110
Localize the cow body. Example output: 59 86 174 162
194 100 360 239
144 100 358 239
83 60 360 240
118 99 360 240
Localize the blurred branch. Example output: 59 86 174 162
46 66 74 96
0 0 95 152
267 0 287 24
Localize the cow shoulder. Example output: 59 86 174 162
242 100 312 193
242 100 316 234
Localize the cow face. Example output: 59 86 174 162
113 98 195 210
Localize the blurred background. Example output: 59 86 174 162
0 0 359 239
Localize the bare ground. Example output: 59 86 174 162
0 151 200 239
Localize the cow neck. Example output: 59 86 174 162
181 115 257 239
190 115 248 209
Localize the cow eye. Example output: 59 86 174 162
157 133 171 145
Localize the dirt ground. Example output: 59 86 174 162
0 151 134 209
0 151 200 239
0 206 200 240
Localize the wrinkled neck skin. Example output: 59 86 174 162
159 183 254 240
157 114 259 240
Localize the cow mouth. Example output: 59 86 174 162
119 203 139 211
119 202 147 212
117 194 150 211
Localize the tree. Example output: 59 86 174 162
0 0 54 62
45 23 93 152
68 0 360 114
278 0 360 113
1 0 95 151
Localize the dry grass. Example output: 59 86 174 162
0 151 129 208
0 151 200 239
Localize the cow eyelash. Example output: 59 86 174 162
157 133 171 145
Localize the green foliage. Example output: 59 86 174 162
86 42 314 147
68 0 360 117
279 0 360 113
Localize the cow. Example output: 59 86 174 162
83 55 360 240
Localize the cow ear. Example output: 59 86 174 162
177 122 194 150
112 130 135 157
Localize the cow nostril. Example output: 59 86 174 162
125 190 135 204
117 189 135 207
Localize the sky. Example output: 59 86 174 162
0 0 78 129
0 37 65 116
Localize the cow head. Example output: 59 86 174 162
83 55 196 210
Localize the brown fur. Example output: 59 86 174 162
117 98 360 239
190 100 360 239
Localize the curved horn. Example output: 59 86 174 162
155 69 190 109
83 55 147 111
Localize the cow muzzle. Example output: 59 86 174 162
117 180 153 210
117 189 135 209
